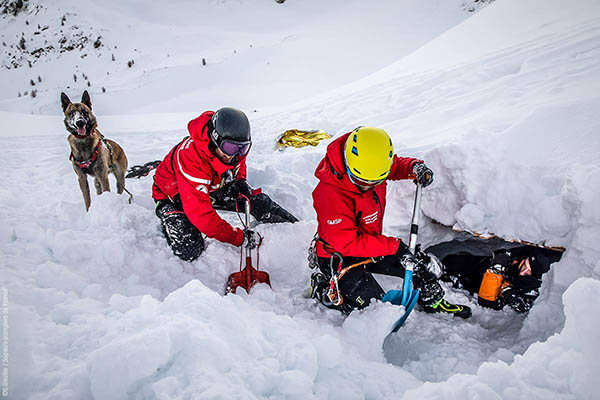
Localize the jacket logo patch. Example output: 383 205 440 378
363 211 378 224
195 184 208 194
327 218 342 225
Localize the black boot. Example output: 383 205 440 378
310 272 330 303
250 193 298 224
422 299 472 319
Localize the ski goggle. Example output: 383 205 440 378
210 125 252 157
218 139 252 157
347 168 385 189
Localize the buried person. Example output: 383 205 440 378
432 242 563 313
152 107 298 261
308 126 471 318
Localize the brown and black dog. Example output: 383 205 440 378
61 90 130 211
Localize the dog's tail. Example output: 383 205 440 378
126 160 161 179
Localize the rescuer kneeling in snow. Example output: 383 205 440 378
152 107 298 261
309 126 471 317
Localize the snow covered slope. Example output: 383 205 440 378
2 0 600 399
0 0 475 115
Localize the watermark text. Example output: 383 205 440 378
1 287 8 398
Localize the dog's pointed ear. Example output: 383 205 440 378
81 90 92 110
60 92 71 112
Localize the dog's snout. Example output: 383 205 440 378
76 119 86 128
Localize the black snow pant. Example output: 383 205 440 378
316 254 444 313
212 192 298 224
155 199 206 262
156 192 297 261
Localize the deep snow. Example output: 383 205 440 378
1 0 599 399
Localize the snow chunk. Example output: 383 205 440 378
403 278 600 399
85 281 419 399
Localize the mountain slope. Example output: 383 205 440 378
0 0 478 115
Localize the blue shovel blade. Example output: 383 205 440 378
382 289 404 305
385 289 419 333
401 269 415 306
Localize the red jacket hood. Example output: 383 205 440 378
187 111 213 142
314 132 362 194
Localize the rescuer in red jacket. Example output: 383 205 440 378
309 126 471 317
152 107 297 261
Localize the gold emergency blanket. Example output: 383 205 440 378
276 129 331 151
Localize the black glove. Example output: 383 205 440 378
394 240 416 266
502 286 538 313
233 179 253 198
396 242 440 285
395 241 425 268
241 229 259 249
412 162 434 188
223 179 252 200
396 241 421 269
395 240 411 256
214 179 253 205
416 251 443 279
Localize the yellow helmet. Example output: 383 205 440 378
344 127 394 182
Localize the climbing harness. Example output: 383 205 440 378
307 233 376 306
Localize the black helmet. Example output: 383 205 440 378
210 107 251 158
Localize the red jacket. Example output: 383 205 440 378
312 132 421 258
152 111 247 246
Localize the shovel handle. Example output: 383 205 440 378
401 183 422 306
244 197 252 258
408 183 422 256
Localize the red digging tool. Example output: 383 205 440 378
225 196 271 294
